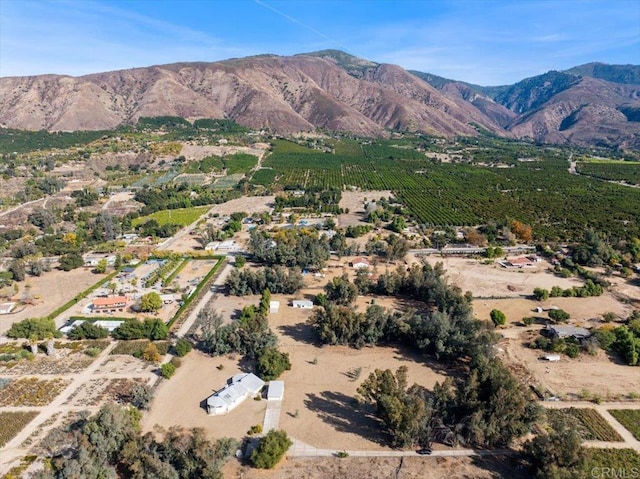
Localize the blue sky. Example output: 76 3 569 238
1 0 638 85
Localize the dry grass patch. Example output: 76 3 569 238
0 411 39 447
0 377 68 406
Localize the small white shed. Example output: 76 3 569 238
269 301 280 314
267 381 284 401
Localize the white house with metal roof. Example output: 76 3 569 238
206 373 265 416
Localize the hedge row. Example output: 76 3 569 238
167 257 225 329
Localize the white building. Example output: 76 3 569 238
205 242 221 251
0 302 16 315
267 381 284 401
351 257 371 269
206 373 265 416
292 300 314 309
269 301 280 314
84 254 116 267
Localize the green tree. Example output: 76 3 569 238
523 415 584 479
533 288 549 301
94 259 108 274
490 309 507 327
173 338 192 357
59 252 84 271
68 321 109 340
324 273 358 305
140 292 163 313
250 430 292 469
235 255 246 268
161 362 177 379
548 309 570 323
6 317 61 340
256 347 291 381
358 366 433 448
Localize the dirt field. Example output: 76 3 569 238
222 455 527 479
338 190 392 227
417 255 581 298
268 296 448 451
141 350 267 441
500 331 640 399
180 144 267 161
0 268 107 335
209 196 275 216
473 295 632 325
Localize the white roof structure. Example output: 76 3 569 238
269 301 280 314
92 320 125 332
0 302 16 315
292 300 314 309
267 381 284 401
206 373 265 416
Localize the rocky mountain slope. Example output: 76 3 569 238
413 63 640 148
0 52 638 147
0 53 506 138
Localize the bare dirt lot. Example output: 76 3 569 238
472 295 631 325
0 268 107 335
268 297 448 451
222 455 527 479
180 144 267 161
500 330 640 399
209 196 275 216
338 190 392 227
418 255 581 298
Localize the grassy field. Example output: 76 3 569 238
131 205 210 227
608 410 640 440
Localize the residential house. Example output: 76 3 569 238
206 373 265 416
292 300 314 309
92 296 128 313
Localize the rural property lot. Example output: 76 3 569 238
500 333 640 398
338 190 392 227
0 268 107 336
141 350 267 442
419 255 582 298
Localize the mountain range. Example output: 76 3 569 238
0 50 638 148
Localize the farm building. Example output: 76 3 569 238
269 301 280 314
351 257 371 269
206 373 265 416
267 381 284 401
545 325 591 340
0 302 16 315
84 254 116 267
292 300 314 309
205 242 220 251
499 257 537 269
92 296 128 313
